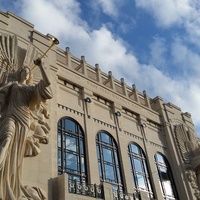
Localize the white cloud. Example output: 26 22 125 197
98 0 118 17
90 0 124 18
20 0 88 37
149 37 167 69
171 38 200 75
8 0 200 135
135 0 192 27
135 0 200 48
90 0 120 18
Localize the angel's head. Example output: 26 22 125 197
18 66 32 84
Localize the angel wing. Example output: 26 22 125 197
0 33 18 86
0 32 41 86
174 124 194 165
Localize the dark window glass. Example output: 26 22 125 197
57 118 87 183
58 133 61 147
137 174 146 189
98 162 102 179
128 143 154 198
105 164 115 181
155 153 178 199
131 144 139 154
66 154 79 171
156 153 165 164
101 132 110 144
96 131 123 191
65 136 76 151
80 139 84 155
103 148 112 162
65 119 76 133
58 150 61 168
81 157 85 173
134 158 143 172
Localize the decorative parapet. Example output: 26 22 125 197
56 46 189 118
57 47 155 110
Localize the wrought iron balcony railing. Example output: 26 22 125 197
113 190 134 200
68 179 104 199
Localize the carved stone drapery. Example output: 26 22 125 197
0 33 53 200
175 124 200 199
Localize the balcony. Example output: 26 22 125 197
113 190 134 200
54 173 155 200
68 179 103 199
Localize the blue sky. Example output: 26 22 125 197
1 0 200 136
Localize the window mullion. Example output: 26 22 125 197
61 120 65 173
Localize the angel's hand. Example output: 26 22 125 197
34 58 42 66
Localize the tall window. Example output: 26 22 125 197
96 131 123 191
128 143 154 198
154 153 178 199
57 118 87 183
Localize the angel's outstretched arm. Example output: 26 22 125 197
34 58 50 87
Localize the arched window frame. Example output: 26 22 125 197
57 117 87 183
154 152 178 199
96 131 123 191
128 142 154 198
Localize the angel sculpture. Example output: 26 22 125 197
0 33 53 199
174 124 200 199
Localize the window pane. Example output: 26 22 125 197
80 140 83 154
65 119 76 133
128 156 133 169
98 162 102 179
58 150 61 167
66 153 79 171
105 164 115 181
81 157 85 173
158 167 169 180
103 148 113 163
101 132 110 144
65 136 77 151
163 180 174 196
114 151 119 165
96 145 100 159
78 126 83 136
117 168 122 183
137 174 146 189
156 154 165 164
134 159 143 172
58 133 61 147
131 144 139 154
131 173 136 187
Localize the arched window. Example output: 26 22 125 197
154 153 178 199
57 118 87 183
128 143 154 198
96 131 123 191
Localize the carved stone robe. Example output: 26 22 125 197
0 80 52 200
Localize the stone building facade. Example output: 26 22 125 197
0 11 199 200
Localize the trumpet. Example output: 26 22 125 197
40 36 59 59
31 35 59 69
